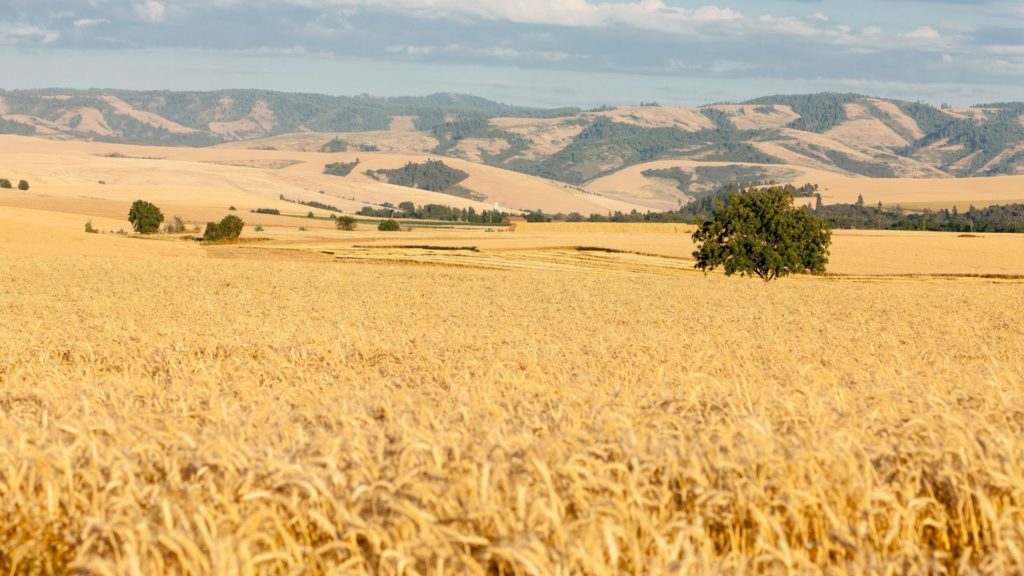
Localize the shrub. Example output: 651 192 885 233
17 180 29 191
336 215 357 231
254 224 264 232
228 206 237 211
203 214 245 242
692 187 832 282
128 200 164 234
253 208 280 215
84 221 98 234
164 216 186 234
0 178 11 189
378 219 401 232
307 211 315 218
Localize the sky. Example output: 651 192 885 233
2 1 1024 108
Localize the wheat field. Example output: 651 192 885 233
2 219 1024 575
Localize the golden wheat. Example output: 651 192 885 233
1 239 1024 574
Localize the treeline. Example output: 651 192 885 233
357 201 507 224
745 93 862 132
523 183 812 223
526 181 1024 233
320 138 379 153
279 194 342 212
366 160 474 197
811 197 1024 233
324 159 360 177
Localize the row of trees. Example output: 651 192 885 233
812 196 1024 233
0 178 29 190
127 200 244 241
357 201 508 224
523 183 819 224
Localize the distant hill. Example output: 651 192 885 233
0 89 576 146
3 89 1024 183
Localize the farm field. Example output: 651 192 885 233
2 205 1024 573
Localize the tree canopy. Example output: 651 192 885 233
336 215 357 231
128 200 164 234
692 187 831 282
203 215 245 242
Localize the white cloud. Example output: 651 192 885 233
74 18 110 29
906 26 940 40
0 25 60 45
386 42 579 63
985 45 1024 55
133 1 167 23
295 0 742 32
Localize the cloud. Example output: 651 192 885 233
133 1 167 23
74 18 110 29
297 0 743 33
0 25 60 45
906 26 941 39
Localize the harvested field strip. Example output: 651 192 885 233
332 247 699 276
353 244 482 252
513 222 696 233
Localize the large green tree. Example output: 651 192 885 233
692 188 831 282
128 200 164 234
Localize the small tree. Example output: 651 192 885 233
203 214 245 242
0 179 11 189
336 215 357 231
84 221 98 234
378 219 401 232
692 188 831 282
128 200 164 234
17 180 29 191
164 216 186 234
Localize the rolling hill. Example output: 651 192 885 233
3 88 1024 214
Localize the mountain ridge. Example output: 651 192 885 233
2 88 1024 184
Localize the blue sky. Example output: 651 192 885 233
2 1 1024 107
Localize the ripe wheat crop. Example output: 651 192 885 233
1 249 1023 574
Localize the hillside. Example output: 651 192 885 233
0 135 649 222
4 89 1024 210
